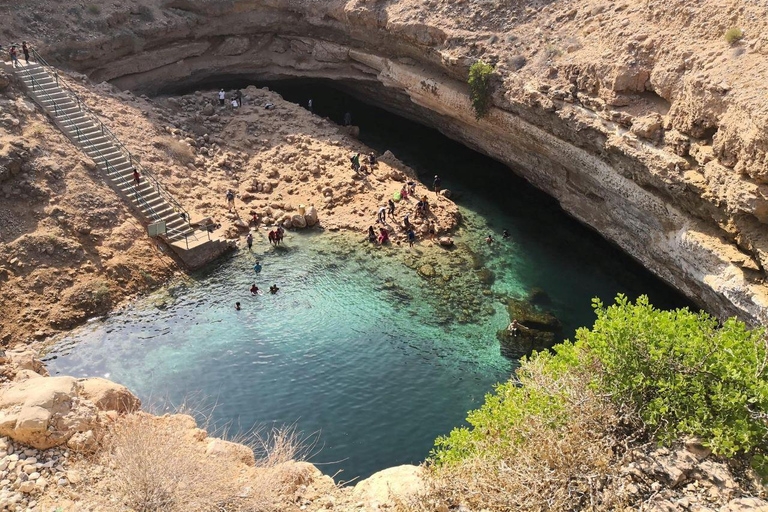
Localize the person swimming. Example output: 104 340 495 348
253 261 262 273
502 229 510 239
235 302 241 311
250 284 260 295
269 284 279 294
486 234 495 245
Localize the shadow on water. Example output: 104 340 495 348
46 78 697 483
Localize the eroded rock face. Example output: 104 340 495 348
0 365 141 450
78 377 141 414
0 377 97 449
11 0 768 323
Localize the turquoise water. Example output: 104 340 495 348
46 85 692 480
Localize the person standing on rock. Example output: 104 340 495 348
308 98 313 113
350 153 361 173
133 168 141 187
226 189 235 211
235 90 243 107
21 42 30 65
377 206 387 224
246 232 253 250
367 226 377 243
428 222 437 241
403 213 412 231
9 46 19 68
407 228 416 247
388 199 396 218
433 175 442 197
218 89 226 106
344 112 352 126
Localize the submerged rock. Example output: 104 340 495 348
507 298 561 332
418 263 436 278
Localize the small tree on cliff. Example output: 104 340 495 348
468 61 494 119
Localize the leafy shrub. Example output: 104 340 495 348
429 344 623 511
583 295 767 456
725 27 743 44
468 61 494 119
433 295 767 467
87 4 101 15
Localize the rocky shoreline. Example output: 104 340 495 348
17 0 767 324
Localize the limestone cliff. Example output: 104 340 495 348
6 0 768 323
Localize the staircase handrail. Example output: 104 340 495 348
17 63 189 242
28 48 191 226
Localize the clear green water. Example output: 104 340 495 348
46 84 692 481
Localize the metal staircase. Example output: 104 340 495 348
10 50 230 266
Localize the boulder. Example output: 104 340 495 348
438 237 454 247
0 377 100 449
507 299 561 332
304 206 318 226
6 349 47 376
353 465 426 507
291 214 307 228
205 437 256 466
78 377 141 413
201 103 215 116
418 264 436 278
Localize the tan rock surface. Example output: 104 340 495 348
4 0 765 322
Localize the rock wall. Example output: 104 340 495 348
27 0 768 323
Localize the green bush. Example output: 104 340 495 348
432 296 768 468
87 4 101 15
725 27 743 44
583 295 767 456
468 61 494 119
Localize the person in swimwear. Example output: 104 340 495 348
250 284 260 295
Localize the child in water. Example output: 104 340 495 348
269 284 280 294
235 302 241 311
250 284 260 295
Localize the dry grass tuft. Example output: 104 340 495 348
95 411 311 512
397 358 631 512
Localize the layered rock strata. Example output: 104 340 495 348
9 0 768 323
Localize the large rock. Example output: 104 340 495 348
304 206 318 227
506 298 562 332
353 465 426 507
0 377 99 449
205 437 255 466
78 377 141 413
291 214 307 228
